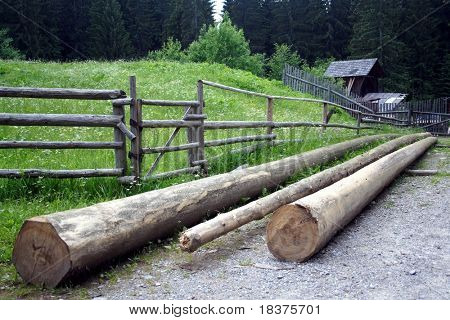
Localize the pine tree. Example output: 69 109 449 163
0 0 62 60
223 0 268 53
57 0 90 60
349 0 410 93
327 0 353 59
86 0 133 59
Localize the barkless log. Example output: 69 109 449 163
266 137 437 262
13 134 393 287
179 133 430 252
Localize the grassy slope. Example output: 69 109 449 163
0 60 414 295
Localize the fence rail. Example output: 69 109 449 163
2 74 430 182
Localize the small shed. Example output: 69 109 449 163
325 58 384 97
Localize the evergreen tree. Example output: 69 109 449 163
164 0 213 48
86 0 133 59
349 0 410 93
327 0 353 59
57 0 90 60
224 0 268 53
0 28 23 59
0 0 62 60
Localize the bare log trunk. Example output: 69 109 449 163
266 137 437 262
13 134 393 287
179 133 430 252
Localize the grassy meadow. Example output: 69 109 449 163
0 59 416 296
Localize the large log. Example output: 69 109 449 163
179 133 430 252
266 137 437 262
13 134 392 287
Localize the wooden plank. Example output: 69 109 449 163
141 120 201 128
0 141 122 149
196 80 207 173
266 97 274 135
0 87 126 100
141 100 200 107
113 103 127 175
129 76 142 178
142 142 199 154
112 98 132 106
0 113 121 127
0 168 122 178
183 114 207 120
201 80 271 98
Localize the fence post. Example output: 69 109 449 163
196 80 207 175
129 76 142 179
322 102 328 132
112 102 127 176
266 97 274 135
407 105 412 126
185 105 196 167
327 85 331 102
356 112 362 135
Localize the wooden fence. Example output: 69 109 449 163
283 64 450 135
0 76 379 181
0 87 134 178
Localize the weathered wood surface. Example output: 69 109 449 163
0 141 122 149
111 98 132 106
142 142 199 154
0 87 126 100
0 168 122 178
129 76 142 178
141 120 202 128
0 113 122 127
12 135 392 287
113 104 128 175
179 133 430 252
266 137 437 262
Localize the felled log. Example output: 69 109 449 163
266 137 437 262
179 133 430 252
13 134 393 287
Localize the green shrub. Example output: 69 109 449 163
0 28 23 60
187 14 265 76
267 44 304 79
148 38 188 62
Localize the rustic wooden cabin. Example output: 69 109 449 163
324 58 384 97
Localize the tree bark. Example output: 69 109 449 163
266 137 437 262
13 134 394 287
179 133 430 252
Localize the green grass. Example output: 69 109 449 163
0 59 417 297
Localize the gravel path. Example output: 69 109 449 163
88 147 449 300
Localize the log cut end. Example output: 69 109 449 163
266 204 318 262
12 218 71 288
179 233 200 252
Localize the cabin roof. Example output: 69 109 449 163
362 92 407 104
325 58 384 78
